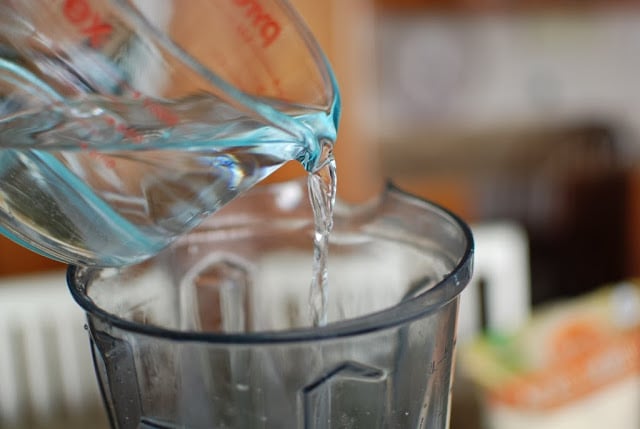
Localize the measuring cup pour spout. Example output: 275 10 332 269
0 0 341 266
294 88 341 172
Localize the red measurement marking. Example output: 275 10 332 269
124 127 142 142
131 133 144 143
113 122 143 142
272 78 284 97
232 0 281 47
99 153 113 167
61 0 113 48
103 157 116 168
85 148 113 168
236 23 253 44
143 98 179 127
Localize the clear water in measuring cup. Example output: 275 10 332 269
0 61 338 271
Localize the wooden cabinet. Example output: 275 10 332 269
0 236 63 276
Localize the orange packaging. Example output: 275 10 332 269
461 280 640 411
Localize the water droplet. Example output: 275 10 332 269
236 383 249 391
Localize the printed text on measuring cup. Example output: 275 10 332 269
59 0 114 48
233 0 282 47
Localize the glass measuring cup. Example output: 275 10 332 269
67 179 474 429
0 0 339 267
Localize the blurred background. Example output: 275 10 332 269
289 1 640 428
1 0 639 428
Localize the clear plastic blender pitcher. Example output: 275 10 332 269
0 0 339 266
67 179 474 429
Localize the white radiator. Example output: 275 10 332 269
0 272 107 429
